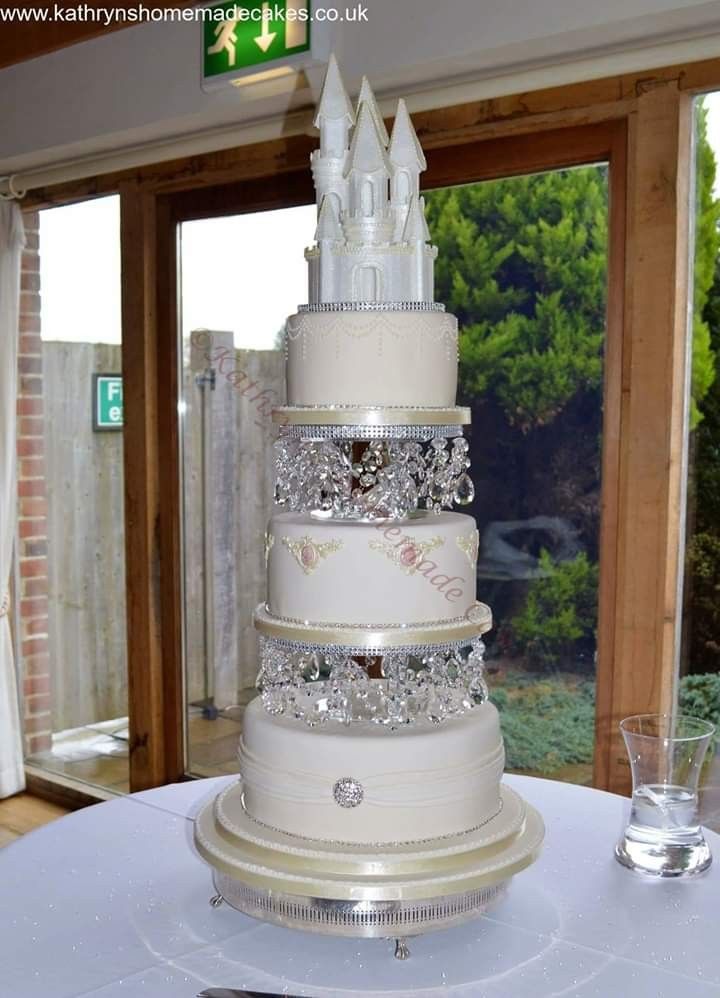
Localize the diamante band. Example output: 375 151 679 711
235 789 505 848
277 423 465 441
298 301 445 312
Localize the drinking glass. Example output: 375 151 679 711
615 713 715 877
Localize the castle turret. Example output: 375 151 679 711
311 53 354 217
314 194 345 303
389 98 427 241
402 195 434 301
343 101 393 247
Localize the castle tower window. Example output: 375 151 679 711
396 169 411 204
361 180 374 217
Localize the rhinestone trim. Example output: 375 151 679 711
278 423 465 441
235 791 505 848
261 636 472 656
298 301 445 312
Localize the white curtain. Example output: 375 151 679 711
0 202 26 798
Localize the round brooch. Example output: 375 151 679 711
333 777 364 808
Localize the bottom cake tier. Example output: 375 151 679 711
239 692 504 844
194 779 544 939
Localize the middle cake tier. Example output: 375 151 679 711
266 510 479 626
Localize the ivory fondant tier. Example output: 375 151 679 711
239 694 504 844
265 510 479 626
285 310 458 407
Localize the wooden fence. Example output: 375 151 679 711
44 336 283 731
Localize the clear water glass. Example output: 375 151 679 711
615 713 715 877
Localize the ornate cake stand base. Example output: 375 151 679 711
208 873 508 958
195 781 543 958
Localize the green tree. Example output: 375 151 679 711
425 113 719 431
509 551 598 670
691 103 720 428
425 167 607 431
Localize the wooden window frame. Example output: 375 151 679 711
23 57 716 794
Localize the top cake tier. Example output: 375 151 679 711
304 55 437 307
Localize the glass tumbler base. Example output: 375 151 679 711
615 833 712 878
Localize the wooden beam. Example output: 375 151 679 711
600 81 693 794
120 183 183 790
593 123 628 790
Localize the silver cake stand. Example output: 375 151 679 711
195 780 544 959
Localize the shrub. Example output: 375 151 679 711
678 672 720 729
509 551 598 670
491 674 595 775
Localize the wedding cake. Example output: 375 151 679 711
195 56 543 953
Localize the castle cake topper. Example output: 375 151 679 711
306 54 437 304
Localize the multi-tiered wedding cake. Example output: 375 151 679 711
195 56 543 954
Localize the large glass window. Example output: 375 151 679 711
681 95 720 829
177 174 609 786
425 165 608 785
19 195 128 794
179 204 315 777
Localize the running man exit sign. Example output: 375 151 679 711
202 0 311 88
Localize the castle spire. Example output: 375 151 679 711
388 98 426 171
344 101 391 177
315 194 344 242
313 53 355 129
355 75 389 147
402 195 431 243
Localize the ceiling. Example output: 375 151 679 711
0 0 197 69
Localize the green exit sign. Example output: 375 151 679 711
203 0 311 87
93 374 123 431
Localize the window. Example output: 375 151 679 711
18 195 128 794
425 165 608 784
179 203 315 777
679 94 720 822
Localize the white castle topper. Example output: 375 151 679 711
306 55 437 305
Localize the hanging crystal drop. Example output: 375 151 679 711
454 473 475 505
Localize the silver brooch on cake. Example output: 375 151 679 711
282 535 343 574
333 777 364 808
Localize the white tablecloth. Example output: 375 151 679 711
1 774 718 997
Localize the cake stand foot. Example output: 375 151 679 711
393 937 411 960
209 893 224 908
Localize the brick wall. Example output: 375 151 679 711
16 211 52 757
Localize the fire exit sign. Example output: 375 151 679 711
93 374 123 431
202 0 311 88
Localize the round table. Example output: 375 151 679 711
1 775 718 997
